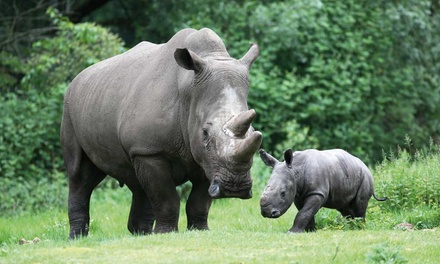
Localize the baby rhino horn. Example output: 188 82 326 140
225 109 256 138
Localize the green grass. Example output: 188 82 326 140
1 147 439 263
1 190 439 264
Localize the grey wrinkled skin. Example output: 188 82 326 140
60 28 262 239
259 149 387 233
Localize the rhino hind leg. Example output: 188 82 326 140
338 206 357 219
62 112 106 239
127 189 155 235
186 178 212 231
67 149 106 239
338 195 369 220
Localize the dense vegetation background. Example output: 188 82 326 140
0 0 439 214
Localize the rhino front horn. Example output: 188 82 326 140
225 109 257 138
233 131 263 162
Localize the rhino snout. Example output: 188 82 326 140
208 180 252 199
260 207 281 218
260 194 269 207
270 209 281 218
208 182 221 198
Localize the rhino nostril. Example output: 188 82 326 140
208 182 221 198
271 209 280 218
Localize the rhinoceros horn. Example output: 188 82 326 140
225 109 257 138
232 131 263 162
240 43 259 68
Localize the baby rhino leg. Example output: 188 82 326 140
289 195 324 233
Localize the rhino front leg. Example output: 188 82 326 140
127 189 155 235
186 177 212 230
289 194 324 233
133 156 180 233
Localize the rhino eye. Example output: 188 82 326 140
202 128 209 140
281 191 286 198
202 128 211 150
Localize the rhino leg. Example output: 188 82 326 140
186 177 212 230
288 194 324 233
339 180 371 219
133 156 180 233
127 188 155 235
62 112 106 239
66 150 106 239
304 217 316 232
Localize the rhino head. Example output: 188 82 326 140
174 39 262 199
259 149 296 218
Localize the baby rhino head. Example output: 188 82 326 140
259 149 297 218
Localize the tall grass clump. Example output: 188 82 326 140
372 139 440 228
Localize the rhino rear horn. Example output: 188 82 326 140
240 43 259 68
225 109 257 138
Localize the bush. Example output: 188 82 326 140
161 0 440 163
0 8 125 215
373 140 440 212
366 243 408 264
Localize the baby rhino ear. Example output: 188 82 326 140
259 149 278 168
284 149 293 168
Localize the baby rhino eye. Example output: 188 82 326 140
281 190 286 198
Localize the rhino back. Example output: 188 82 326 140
64 29 197 176
295 149 372 208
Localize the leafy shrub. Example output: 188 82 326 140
161 0 440 163
0 8 125 215
373 140 440 212
366 243 408 264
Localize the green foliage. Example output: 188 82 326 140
0 8 125 215
373 141 440 212
1 1 440 214
366 243 408 264
145 0 440 163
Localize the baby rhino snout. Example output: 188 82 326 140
260 194 281 218
260 194 269 207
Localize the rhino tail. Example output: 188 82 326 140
373 193 388 201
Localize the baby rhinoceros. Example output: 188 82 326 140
259 148 387 233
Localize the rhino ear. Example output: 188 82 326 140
174 48 205 73
259 149 278 168
284 149 293 168
240 43 259 68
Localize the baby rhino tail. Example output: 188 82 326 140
373 193 388 201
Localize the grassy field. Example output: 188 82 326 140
1 186 439 264
1 148 440 263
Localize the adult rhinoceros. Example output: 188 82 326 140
60 28 262 239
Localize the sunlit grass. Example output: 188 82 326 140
1 190 439 263
1 147 440 263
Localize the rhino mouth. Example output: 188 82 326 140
208 179 252 199
261 207 281 218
